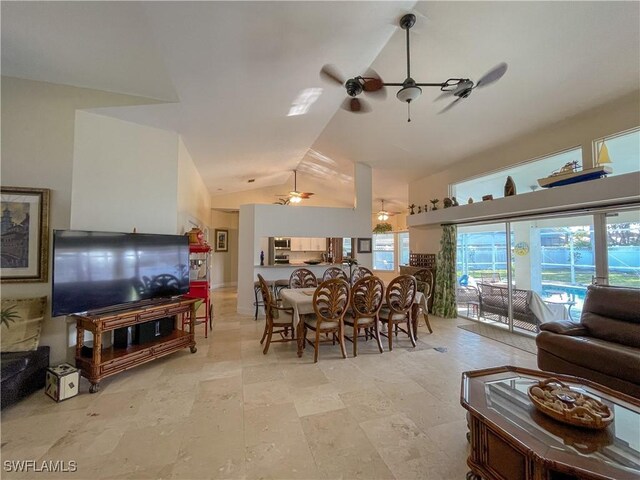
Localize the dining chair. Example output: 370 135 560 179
413 268 434 334
322 266 348 282
257 274 295 354
344 276 384 357
302 278 350 363
289 268 318 289
379 274 417 350
350 266 373 286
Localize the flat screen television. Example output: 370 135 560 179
52 230 190 316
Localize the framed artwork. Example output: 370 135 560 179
1 187 50 283
214 229 228 252
357 238 372 254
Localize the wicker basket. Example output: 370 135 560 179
527 378 614 430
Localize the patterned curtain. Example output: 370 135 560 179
433 225 457 318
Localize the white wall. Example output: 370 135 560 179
210 210 239 288
237 163 373 314
409 90 640 254
177 137 212 234
71 111 179 233
1 76 162 364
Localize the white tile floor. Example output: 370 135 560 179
1 288 538 479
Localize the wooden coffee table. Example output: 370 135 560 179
460 366 640 480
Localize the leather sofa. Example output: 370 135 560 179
1 346 50 409
536 285 640 398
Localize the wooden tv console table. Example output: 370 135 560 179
73 297 198 393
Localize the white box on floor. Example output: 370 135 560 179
45 363 79 402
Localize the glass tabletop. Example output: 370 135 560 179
484 376 640 475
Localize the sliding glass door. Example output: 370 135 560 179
606 209 640 288
456 208 638 335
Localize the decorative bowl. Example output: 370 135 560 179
527 378 613 430
304 260 321 265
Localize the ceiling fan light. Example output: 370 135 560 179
377 212 389 221
289 196 302 204
396 85 422 103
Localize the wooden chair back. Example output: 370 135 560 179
289 268 318 289
312 279 350 326
351 266 373 285
386 275 417 315
351 276 385 319
257 274 274 315
413 268 434 300
323 266 348 282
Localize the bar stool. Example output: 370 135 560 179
254 279 274 320
273 279 289 300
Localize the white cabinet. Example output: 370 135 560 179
290 237 327 251
311 237 326 251
291 237 310 251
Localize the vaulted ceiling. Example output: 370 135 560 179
3 2 639 214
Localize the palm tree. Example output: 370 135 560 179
1 305 20 329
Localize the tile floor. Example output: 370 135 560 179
1 288 538 479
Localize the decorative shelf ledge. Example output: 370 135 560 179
408 172 640 227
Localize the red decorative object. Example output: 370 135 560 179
184 242 212 337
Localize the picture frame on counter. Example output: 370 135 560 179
357 238 372 254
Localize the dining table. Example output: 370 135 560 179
279 287 428 358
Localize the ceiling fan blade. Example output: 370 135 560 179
475 62 508 88
438 97 463 114
299 192 314 199
434 90 454 102
342 97 371 113
361 69 386 99
320 64 345 86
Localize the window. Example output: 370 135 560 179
343 237 352 258
594 127 640 176
452 147 582 203
373 233 394 271
398 232 410 266
606 209 640 288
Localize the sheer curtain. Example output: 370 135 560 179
433 225 458 318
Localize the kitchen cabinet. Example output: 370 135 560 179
290 237 327 251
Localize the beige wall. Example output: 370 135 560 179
71 111 179 233
409 90 640 254
1 76 162 364
210 210 239 288
178 137 212 233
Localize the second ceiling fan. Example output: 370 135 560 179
320 14 508 121
275 170 314 204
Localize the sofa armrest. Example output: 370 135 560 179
539 321 588 336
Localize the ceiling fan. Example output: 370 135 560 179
320 13 508 121
374 199 398 221
275 170 314 205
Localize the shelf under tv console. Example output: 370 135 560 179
72 297 199 393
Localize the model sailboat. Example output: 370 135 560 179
537 143 613 188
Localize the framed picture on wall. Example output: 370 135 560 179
1 186 50 283
215 229 228 252
357 238 372 254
